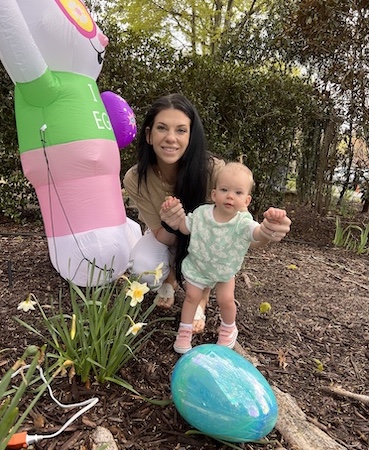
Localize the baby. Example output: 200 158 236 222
160 162 290 353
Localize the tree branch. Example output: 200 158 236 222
321 385 369 406
234 343 347 450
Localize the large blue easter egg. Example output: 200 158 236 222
171 344 278 443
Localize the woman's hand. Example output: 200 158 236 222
259 207 291 242
160 196 185 230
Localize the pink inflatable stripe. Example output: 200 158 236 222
21 140 127 237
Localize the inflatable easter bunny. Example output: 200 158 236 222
0 0 142 286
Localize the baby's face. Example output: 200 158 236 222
212 170 252 215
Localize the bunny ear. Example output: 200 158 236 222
0 1 46 83
101 91 137 149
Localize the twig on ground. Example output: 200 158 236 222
321 385 369 406
306 416 330 432
349 355 362 381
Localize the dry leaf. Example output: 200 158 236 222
82 416 97 428
68 363 76 384
278 349 288 369
241 272 253 289
33 413 45 429
313 358 324 372
85 378 91 389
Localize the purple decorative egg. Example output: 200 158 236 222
101 91 137 149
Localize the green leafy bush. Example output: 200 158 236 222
333 217 369 255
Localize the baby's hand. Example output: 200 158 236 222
263 207 287 222
160 196 185 229
259 207 291 242
161 196 175 212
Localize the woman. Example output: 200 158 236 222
123 93 223 333
124 93 291 333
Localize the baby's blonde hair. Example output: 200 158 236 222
216 162 254 193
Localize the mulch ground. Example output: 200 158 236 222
1 202 369 450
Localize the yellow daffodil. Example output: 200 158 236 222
125 314 147 336
153 262 164 285
126 281 150 307
70 314 76 340
17 293 37 312
125 322 147 336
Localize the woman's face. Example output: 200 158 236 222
146 108 191 165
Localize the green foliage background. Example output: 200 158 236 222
0 31 322 221
2 0 367 222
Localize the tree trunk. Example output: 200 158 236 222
362 198 369 213
273 387 346 450
315 114 337 214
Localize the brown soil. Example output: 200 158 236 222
1 203 369 450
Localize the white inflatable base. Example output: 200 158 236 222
47 219 142 286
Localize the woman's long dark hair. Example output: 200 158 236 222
136 93 214 282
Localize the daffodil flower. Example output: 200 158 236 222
153 262 164 285
138 262 164 287
17 293 37 312
126 281 150 307
125 321 147 336
125 314 147 336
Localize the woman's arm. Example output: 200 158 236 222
151 225 178 246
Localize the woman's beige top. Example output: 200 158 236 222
123 157 225 231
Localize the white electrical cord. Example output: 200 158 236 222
11 364 99 445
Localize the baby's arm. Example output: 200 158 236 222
160 196 190 235
252 207 291 246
